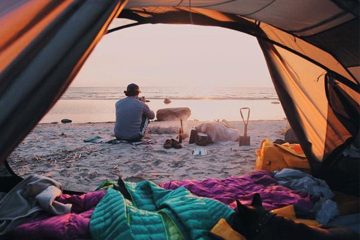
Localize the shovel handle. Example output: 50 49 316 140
240 107 250 137
240 107 250 124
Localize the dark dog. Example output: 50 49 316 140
230 194 359 240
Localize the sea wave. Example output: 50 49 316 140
62 96 279 100
61 87 278 101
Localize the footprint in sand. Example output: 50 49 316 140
45 163 53 168
130 163 142 173
154 149 168 154
141 153 153 159
59 169 71 177
180 174 188 178
125 176 146 183
78 168 89 176
110 168 121 176
88 172 98 179
235 158 247 163
170 160 185 168
152 159 162 167
231 153 243 157
185 166 196 171
221 173 230 178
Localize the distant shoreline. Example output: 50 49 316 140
60 86 278 101
61 96 280 101
38 119 285 125
41 98 286 123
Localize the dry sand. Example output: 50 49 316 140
7 120 288 192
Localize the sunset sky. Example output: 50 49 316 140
72 21 273 88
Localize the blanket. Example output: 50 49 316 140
0 175 71 235
9 190 106 240
90 181 234 240
195 122 240 142
160 170 313 211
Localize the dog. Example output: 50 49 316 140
230 194 359 240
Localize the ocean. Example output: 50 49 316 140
40 86 286 123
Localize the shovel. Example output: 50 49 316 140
239 107 250 146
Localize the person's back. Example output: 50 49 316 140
114 84 155 141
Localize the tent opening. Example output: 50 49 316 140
5 22 290 192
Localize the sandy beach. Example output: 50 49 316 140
7 120 288 192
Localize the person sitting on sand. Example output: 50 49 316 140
114 83 155 141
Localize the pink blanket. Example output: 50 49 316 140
160 170 313 211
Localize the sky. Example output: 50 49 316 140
72 19 273 88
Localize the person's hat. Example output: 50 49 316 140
124 83 140 95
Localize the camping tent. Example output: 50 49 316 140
0 0 359 194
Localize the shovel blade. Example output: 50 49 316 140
239 136 250 146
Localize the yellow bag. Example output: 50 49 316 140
210 218 247 240
271 205 320 227
255 139 310 171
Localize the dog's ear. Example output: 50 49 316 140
236 199 248 214
251 193 263 208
